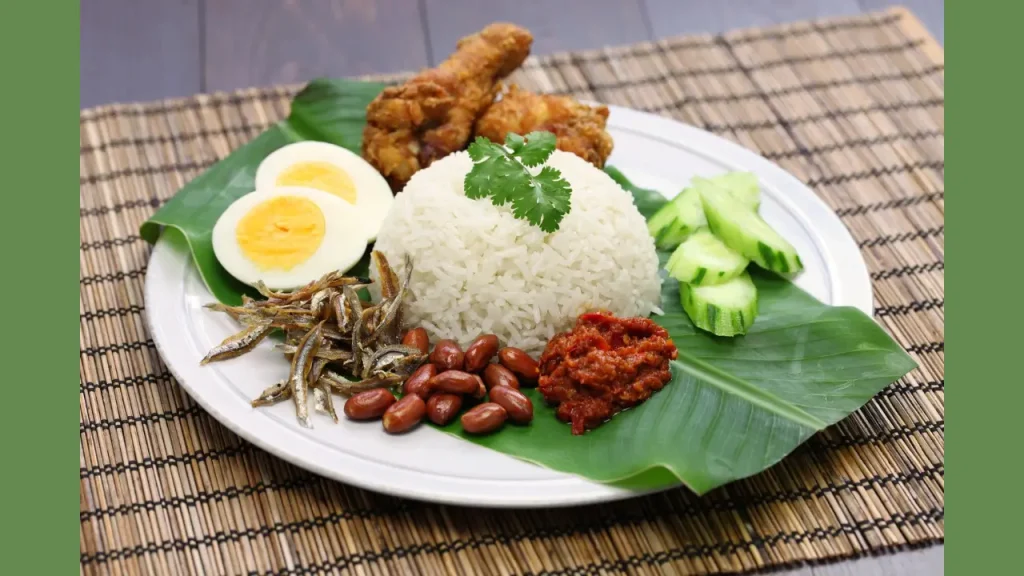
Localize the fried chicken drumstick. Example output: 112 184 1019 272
362 23 533 190
474 85 614 168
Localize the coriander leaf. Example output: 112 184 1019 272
464 132 572 233
467 136 505 163
505 132 525 153
513 131 557 167
509 166 572 232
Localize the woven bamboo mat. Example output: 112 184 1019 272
80 7 943 575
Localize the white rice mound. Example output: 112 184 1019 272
370 150 662 356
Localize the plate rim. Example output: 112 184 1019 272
144 104 873 508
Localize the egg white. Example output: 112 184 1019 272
212 186 369 291
254 141 394 242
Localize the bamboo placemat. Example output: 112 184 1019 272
80 7 943 575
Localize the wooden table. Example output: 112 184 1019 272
79 2 944 574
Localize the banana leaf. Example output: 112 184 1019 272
436 172 915 493
139 78 916 495
139 79 387 305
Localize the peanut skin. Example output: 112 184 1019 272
463 334 499 372
426 393 462 426
489 385 533 424
483 363 520 390
498 347 540 381
461 403 507 435
344 389 397 421
401 328 430 355
430 339 465 371
429 370 479 395
382 395 426 434
403 363 437 399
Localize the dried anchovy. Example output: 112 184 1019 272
312 381 338 422
290 322 323 428
200 321 273 364
276 344 352 362
202 253 414 425
320 371 402 396
251 380 291 407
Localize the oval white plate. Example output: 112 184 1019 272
145 105 872 508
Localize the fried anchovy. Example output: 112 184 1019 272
289 322 323 428
319 371 402 396
310 289 332 320
256 273 372 304
349 306 376 377
373 251 401 301
200 321 273 364
251 380 291 407
312 382 338 422
339 286 362 335
276 344 352 362
367 345 426 379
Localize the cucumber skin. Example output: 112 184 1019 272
680 281 759 337
664 229 750 287
700 191 804 275
646 189 706 250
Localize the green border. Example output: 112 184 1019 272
947 2 1012 573
0 2 80 572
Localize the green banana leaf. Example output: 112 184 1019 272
140 78 916 495
139 79 387 305
437 171 915 493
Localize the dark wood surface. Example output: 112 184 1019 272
80 0 943 108
79 1 944 573
204 0 431 93
423 0 651 62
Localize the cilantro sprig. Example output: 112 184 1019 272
464 131 572 233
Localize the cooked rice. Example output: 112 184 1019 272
370 150 662 356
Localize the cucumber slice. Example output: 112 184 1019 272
646 187 707 250
697 182 804 275
680 271 759 337
705 172 761 211
665 228 749 286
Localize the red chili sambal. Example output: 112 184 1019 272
537 311 678 435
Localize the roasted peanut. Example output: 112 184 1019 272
430 339 464 371
463 334 499 372
428 370 479 395
382 394 426 434
461 403 508 434
403 363 437 398
489 386 533 424
483 363 520 390
401 327 430 355
344 389 396 421
426 393 462 426
498 347 540 381
472 375 487 399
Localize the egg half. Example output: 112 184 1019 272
254 141 394 241
212 187 369 290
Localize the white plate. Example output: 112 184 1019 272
145 105 872 508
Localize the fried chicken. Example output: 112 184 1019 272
474 85 614 168
362 23 533 191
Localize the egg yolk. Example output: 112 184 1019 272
235 196 326 271
275 161 357 204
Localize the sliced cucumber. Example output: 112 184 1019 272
680 271 759 336
697 183 804 275
704 172 761 211
646 187 707 250
665 228 749 286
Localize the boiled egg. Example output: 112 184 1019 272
254 141 394 241
212 186 369 291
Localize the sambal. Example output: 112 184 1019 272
537 311 678 435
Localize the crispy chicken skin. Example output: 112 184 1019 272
474 85 614 168
362 23 533 191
